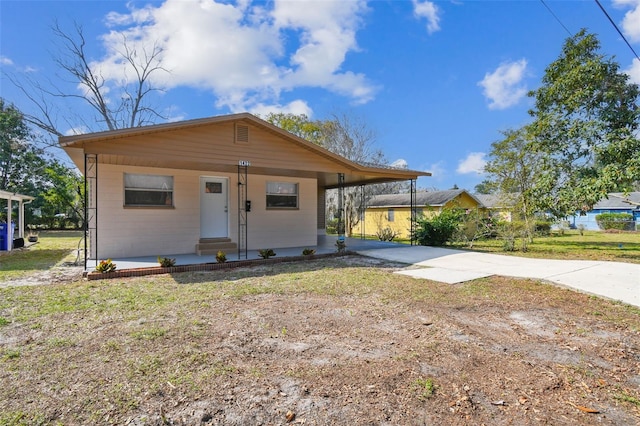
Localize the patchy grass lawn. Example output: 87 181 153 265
0 256 639 425
0 231 82 281
451 230 640 264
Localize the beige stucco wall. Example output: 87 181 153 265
94 164 317 259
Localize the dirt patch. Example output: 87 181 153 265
0 255 638 425
0 264 84 288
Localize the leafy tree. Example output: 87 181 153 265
0 98 48 195
0 98 84 228
40 161 84 229
474 180 495 194
527 29 640 218
263 113 325 145
483 128 542 244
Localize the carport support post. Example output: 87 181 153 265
410 179 417 246
337 173 345 241
359 184 365 239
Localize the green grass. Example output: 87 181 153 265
0 231 83 281
614 391 640 407
412 377 437 399
450 230 640 263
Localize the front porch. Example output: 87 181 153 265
86 235 404 271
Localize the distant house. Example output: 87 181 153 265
570 192 640 231
357 189 483 240
473 193 516 222
59 113 429 265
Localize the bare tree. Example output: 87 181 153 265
321 113 410 236
8 21 168 140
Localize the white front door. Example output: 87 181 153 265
200 177 228 238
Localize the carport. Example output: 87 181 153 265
0 190 34 251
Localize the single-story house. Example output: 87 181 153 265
59 113 429 267
356 189 482 240
570 192 640 231
473 193 515 222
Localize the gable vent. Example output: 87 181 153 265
235 124 249 144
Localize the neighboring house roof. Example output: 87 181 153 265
592 192 640 210
473 193 517 209
59 113 430 188
368 189 481 208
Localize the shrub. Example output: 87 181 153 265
596 213 634 231
157 256 176 267
577 224 586 235
326 218 345 235
376 226 398 242
302 248 316 256
216 250 227 263
497 220 530 252
413 209 462 246
96 259 117 273
534 221 552 236
258 249 276 259
326 218 338 235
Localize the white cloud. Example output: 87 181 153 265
456 152 486 175
0 55 14 66
478 59 528 110
425 161 446 180
64 126 89 136
249 99 312 118
412 1 441 34
390 158 408 169
625 58 640 84
613 0 640 42
91 0 376 113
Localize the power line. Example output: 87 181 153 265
594 0 640 62
540 0 572 37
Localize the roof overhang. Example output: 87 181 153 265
60 113 430 189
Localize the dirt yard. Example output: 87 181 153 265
0 255 639 425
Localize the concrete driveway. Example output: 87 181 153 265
357 246 640 308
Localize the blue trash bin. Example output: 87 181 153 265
0 223 15 250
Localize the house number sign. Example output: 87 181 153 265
239 160 251 166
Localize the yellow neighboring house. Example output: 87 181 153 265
473 193 515 222
357 189 483 240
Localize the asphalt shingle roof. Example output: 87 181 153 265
368 189 471 207
592 192 640 209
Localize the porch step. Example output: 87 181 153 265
196 238 237 256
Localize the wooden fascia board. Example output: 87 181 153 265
59 113 430 181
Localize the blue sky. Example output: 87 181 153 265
2 0 640 191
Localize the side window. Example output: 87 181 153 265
266 182 298 209
387 208 395 222
124 173 173 207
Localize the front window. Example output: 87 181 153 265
388 208 395 221
124 173 174 207
266 182 298 209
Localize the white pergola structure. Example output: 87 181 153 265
0 190 35 251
